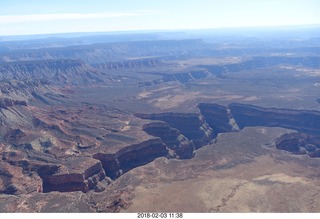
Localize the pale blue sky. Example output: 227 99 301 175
1 0 319 36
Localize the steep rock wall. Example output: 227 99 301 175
275 132 320 158
198 103 239 134
93 138 168 179
142 122 195 159
135 113 214 149
229 103 320 135
41 158 106 193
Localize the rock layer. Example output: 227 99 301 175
135 113 214 149
229 103 320 135
93 138 168 179
275 132 320 157
41 157 106 193
0 59 103 85
142 122 195 159
198 103 238 134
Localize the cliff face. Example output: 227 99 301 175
142 122 195 159
94 58 162 70
1 147 107 193
204 56 320 77
198 103 239 134
136 103 320 161
276 132 320 157
229 103 320 135
2 100 320 195
136 112 214 149
93 138 168 179
41 157 106 193
0 59 103 85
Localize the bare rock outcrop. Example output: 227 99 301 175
0 59 103 85
41 157 106 193
275 132 320 157
198 103 239 134
229 103 320 135
142 121 195 159
93 138 168 179
135 112 214 149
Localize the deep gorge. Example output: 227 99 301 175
7 102 320 194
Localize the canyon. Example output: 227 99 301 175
0 26 320 212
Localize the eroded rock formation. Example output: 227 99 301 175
0 59 103 85
41 157 106 193
135 112 214 149
229 103 320 135
93 138 168 179
198 103 239 133
142 122 194 159
275 132 320 157
2 101 320 195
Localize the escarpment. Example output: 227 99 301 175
2 101 320 195
94 58 163 70
275 133 320 157
198 103 239 133
135 112 214 149
41 157 106 193
93 138 168 179
136 102 320 162
0 59 103 84
228 103 320 135
142 122 195 159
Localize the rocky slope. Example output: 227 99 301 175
0 98 27 109
93 58 163 70
142 122 194 159
229 103 320 135
275 132 320 157
0 39 209 63
0 59 104 85
93 138 168 179
135 112 214 149
41 157 107 193
198 103 239 133
2 99 320 195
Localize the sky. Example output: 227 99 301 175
0 0 320 36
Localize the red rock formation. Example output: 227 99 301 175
93 138 168 179
41 157 106 193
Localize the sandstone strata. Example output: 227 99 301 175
93 138 168 179
142 122 195 159
41 157 106 193
136 112 214 149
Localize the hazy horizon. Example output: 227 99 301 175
1 0 320 36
